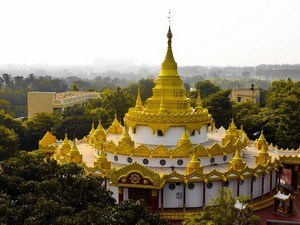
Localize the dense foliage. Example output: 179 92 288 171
0 152 169 225
182 188 260 225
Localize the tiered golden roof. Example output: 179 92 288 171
124 26 212 134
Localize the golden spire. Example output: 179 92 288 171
135 87 143 110
229 148 246 171
258 129 266 141
94 143 111 170
108 114 123 134
255 142 271 165
229 118 238 137
119 126 134 147
69 138 80 155
195 90 203 111
186 151 203 175
177 129 192 151
94 118 106 142
62 132 71 148
255 129 268 150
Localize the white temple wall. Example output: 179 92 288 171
129 125 207 146
163 183 184 208
123 188 129 200
106 180 119 203
264 173 271 194
228 180 238 196
252 176 262 199
105 152 231 168
239 178 251 196
205 181 222 205
186 182 203 208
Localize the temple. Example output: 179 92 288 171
39 25 300 221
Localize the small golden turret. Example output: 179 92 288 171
135 87 143 111
229 148 246 171
66 138 82 164
88 121 95 143
186 152 203 175
255 143 271 165
177 129 193 152
195 90 203 111
229 118 239 138
58 133 71 157
222 129 235 145
255 130 268 150
94 143 111 170
119 127 134 147
107 114 123 134
94 119 106 142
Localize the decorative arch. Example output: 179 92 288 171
153 145 171 157
110 162 164 189
172 146 189 157
194 144 208 157
208 143 223 156
106 141 117 153
133 144 151 157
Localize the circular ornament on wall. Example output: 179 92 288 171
143 158 149 165
177 159 184 166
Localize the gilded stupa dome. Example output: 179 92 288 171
124 26 212 135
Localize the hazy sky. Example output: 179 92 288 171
1 0 300 66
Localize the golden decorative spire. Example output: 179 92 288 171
62 132 71 148
229 118 238 137
177 129 193 152
255 129 268 150
94 117 106 141
255 142 271 165
135 87 143 110
107 114 123 134
124 25 212 134
66 137 82 164
186 151 203 175
94 143 111 170
195 90 203 111
119 126 134 147
69 138 80 155
229 148 246 171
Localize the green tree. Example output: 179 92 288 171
0 125 18 160
25 112 60 150
182 188 260 225
0 152 169 225
203 89 232 128
194 80 221 98
0 110 29 150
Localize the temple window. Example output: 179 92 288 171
157 130 164 136
191 129 195 136
133 127 136 134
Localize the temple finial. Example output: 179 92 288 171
168 10 171 25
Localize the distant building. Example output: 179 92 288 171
27 91 100 119
231 87 260 104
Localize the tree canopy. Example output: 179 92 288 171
182 188 260 225
0 152 169 225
